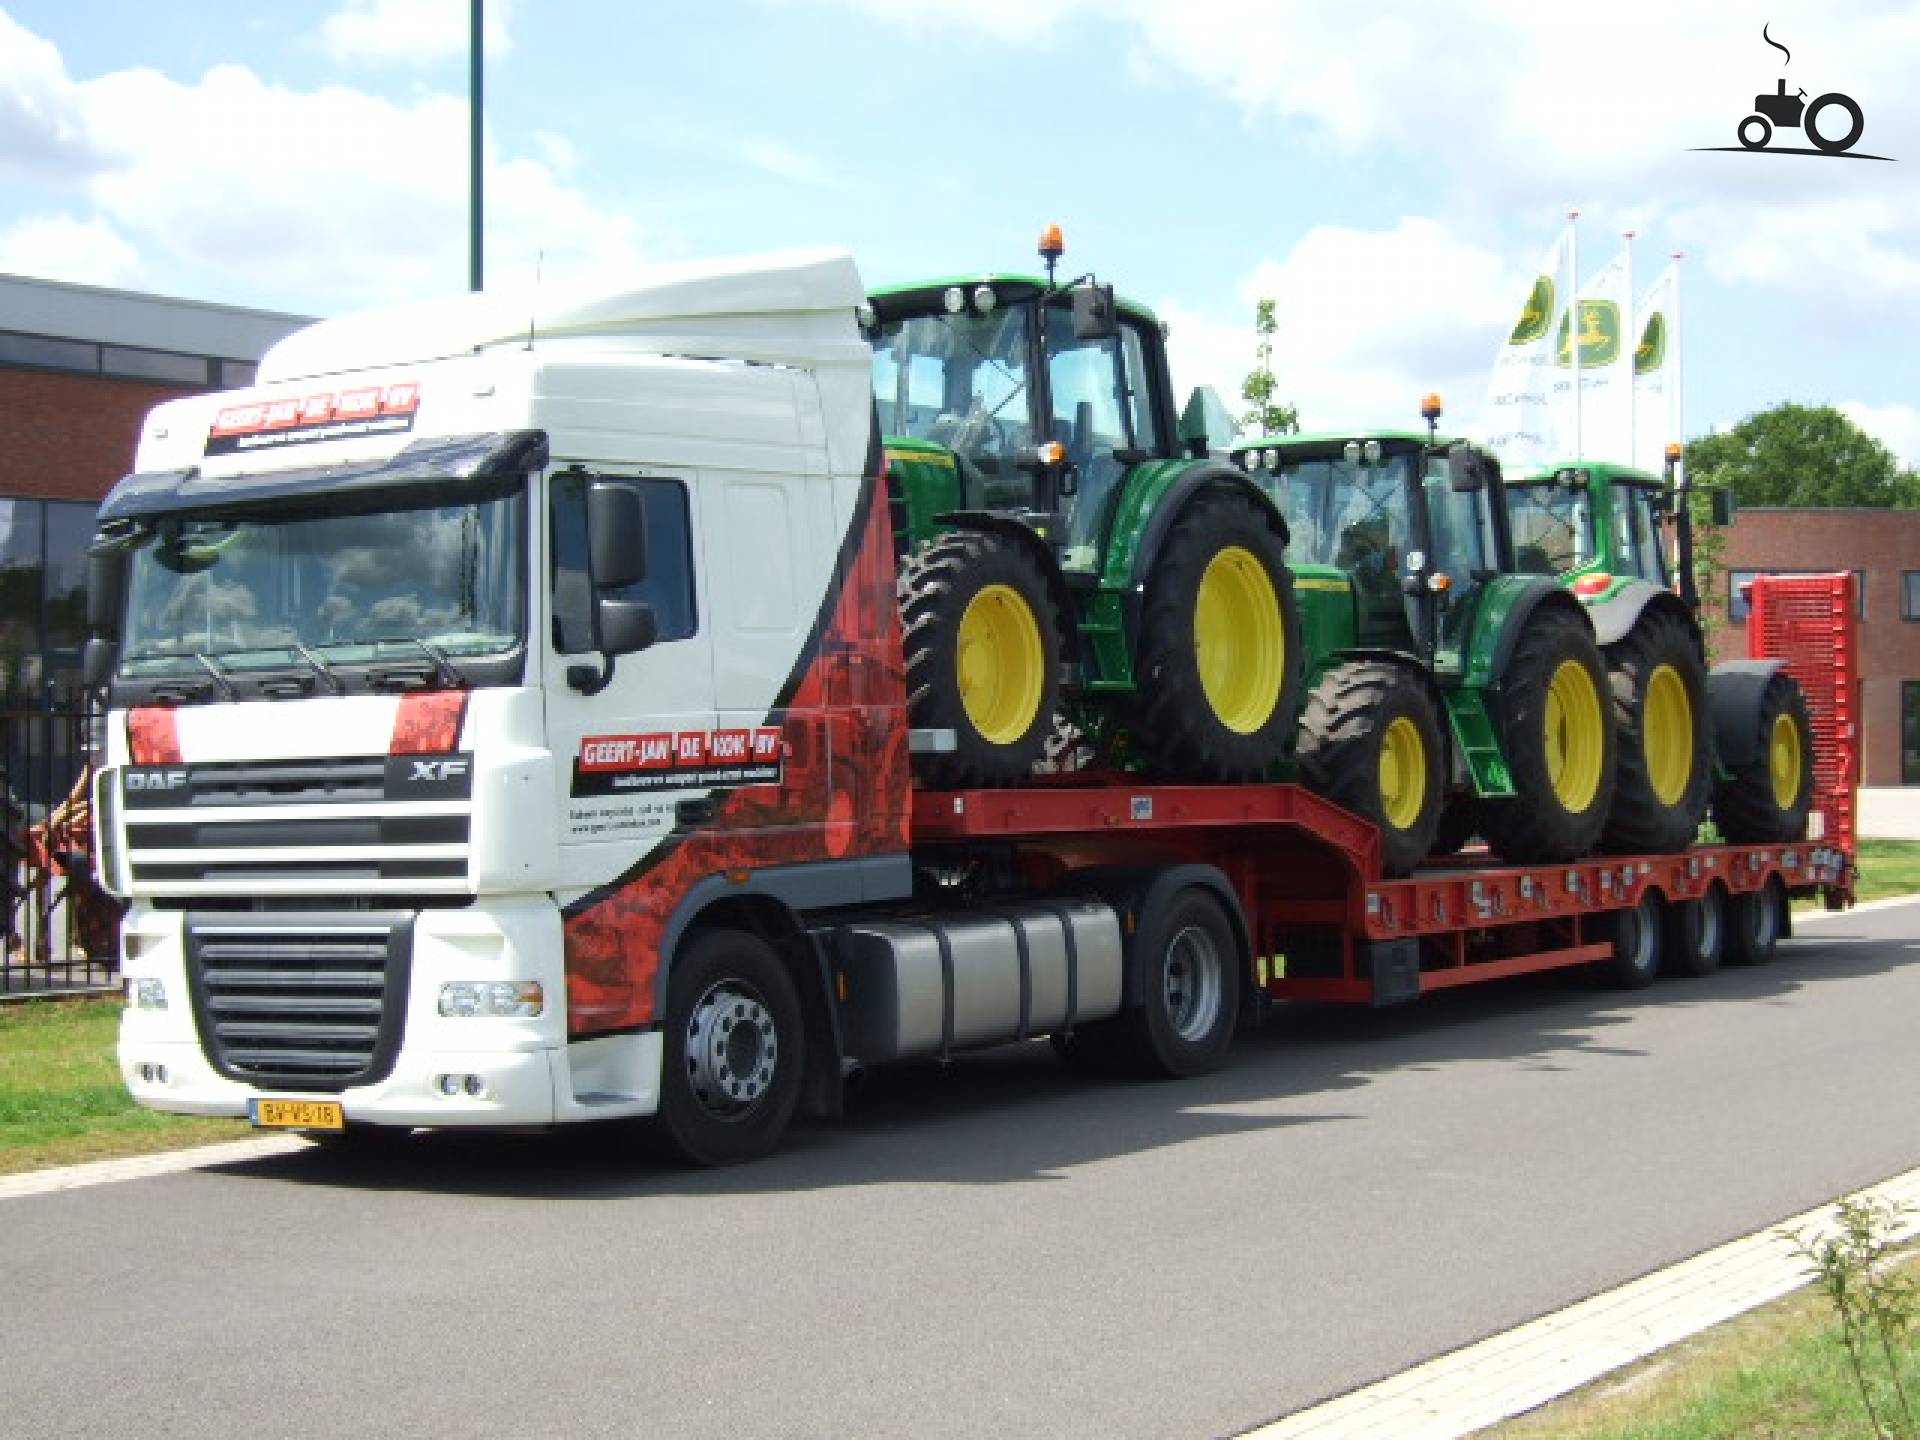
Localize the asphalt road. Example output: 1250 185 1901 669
6 900 1920 1440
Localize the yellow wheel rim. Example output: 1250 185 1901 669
1643 664 1694 807
1193 546 1285 735
1769 711 1803 809
1544 657 1606 814
1378 715 1428 832
956 583 1046 745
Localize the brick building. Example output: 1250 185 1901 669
0 273 308 697
1708 506 1920 786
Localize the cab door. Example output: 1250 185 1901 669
542 463 715 884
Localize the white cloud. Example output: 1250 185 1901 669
0 8 104 175
1842 400 1920 469
1163 217 1521 439
740 140 843 190
0 213 142 287
320 0 511 66
0 11 648 310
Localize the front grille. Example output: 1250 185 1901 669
185 911 414 1092
125 757 388 808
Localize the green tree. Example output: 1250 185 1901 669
1685 402 1915 508
1239 298 1299 438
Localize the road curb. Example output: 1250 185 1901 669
0 1135 308 1200
1240 1162 1920 1439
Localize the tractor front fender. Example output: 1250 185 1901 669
1583 578 1702 651
1708 659 1788 768
1466 577 1593 689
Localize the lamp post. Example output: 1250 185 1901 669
469 0 483 292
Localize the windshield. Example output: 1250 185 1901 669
870 305 1034 507
117 486 525 679
1252 451 1414 572
1506 481 1594 575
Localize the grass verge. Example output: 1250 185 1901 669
1480 1252 1920 1439
1850 837 1920 906
0 998 246 1176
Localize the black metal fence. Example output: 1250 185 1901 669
1 698 120 995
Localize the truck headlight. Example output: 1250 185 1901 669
128 978 166 1010
438 981 543 1018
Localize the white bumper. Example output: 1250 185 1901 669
117 897 662 1129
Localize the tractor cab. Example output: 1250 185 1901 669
1513 461 1671 592
1234 414 1505 676
864 235 1185 574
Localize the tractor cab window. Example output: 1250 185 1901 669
869 305 1035 508
1421 455 1490 592
1615 483 1670 584
1044 311 1163 568
1506 481 1594 575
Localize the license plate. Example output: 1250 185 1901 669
250 1098 345 1131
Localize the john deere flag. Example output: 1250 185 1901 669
1559 249 1632 463
1484 226 1573 470
1632 262 1679 471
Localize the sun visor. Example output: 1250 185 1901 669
98 429 549 522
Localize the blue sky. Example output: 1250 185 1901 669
3 0 1917 463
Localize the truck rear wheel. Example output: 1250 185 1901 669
1601 612 1710 854
1128 492 1301 781
1479 608 1616 864
1108 886 1242 1078
656 929 804 1165
1711 672 1814 843
899 530 1063 788
1298 661 1443 878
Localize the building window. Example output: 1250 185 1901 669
1904 572 1920 621
1728 569 1867 623
0 328 235 388
0 331 99 373
0 497 100 700
1906 682 1920 785
101 345 213 385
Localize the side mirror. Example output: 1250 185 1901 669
1177 385 1237 459
1070 283 1119 340
1447 443 1485 492
1709 489 1736 526
86 550 125 636
83 637 118 689
596 599 657 657
587 481 648 589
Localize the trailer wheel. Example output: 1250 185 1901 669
655 929 804 1165
1595 891 1664 990
1298 660 1443 878
1664 885 1727 979
1128 492 1302 781
1725 879 1787 967
900 529 1063 788
1110 886 1242 1078
1601 612 1711 854
1479 608 1616 864
1711 672 1815 843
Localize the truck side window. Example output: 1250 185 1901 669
550 472 696 654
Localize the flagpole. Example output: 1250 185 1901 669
1623 230 1635 466
1568 209 1582 461
1670 253 1684 468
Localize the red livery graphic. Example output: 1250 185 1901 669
560 474 911 1037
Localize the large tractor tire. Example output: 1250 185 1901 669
1478 608 1617 864
899 530 1063 789
1712 672 1815 843
1127 491 1302 781
1600 612 1711 854
1299 661 1444 878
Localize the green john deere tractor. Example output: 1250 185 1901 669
865 231 1302 788
1504 454 1814 850
1227 416 1617 875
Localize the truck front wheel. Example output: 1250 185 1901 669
656 929 804 1165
